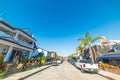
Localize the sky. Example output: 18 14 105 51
0 0 120 56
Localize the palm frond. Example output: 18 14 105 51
91 36 104 43
80 41 84 46
85 32 91 42
76 44 84 52
77 38 86 41
82 40 90 45
76 47 80 52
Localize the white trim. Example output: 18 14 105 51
0 39 32 51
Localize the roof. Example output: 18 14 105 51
100 53 120 59
20 28 32 35
0 20 15 30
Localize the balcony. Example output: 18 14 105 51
0 30 33 49
0 30 12 38
16 39 33 48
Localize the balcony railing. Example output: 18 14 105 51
0 30 33 48
0 30 12 38
16 39 33 48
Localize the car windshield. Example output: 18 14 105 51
79 60 89 63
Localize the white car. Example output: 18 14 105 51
57 60 62 64
52 61 58 66
75 59 99 73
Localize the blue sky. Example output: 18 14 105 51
0 0 120 56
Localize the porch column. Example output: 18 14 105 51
4 46 13 62
29 51 33 59
32 41 35 48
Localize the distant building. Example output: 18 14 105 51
50 51 57 58
37 48 51 58
73 52 80 57
43 50 51 57
81 36 120 61
50 51 57 62
37 48 44 57
93 38 120 59
0 20 38 63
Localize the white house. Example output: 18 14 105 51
37 48 51 57
0 20 38 63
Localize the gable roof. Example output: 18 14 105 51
20 28 32 35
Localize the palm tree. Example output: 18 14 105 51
76 42 84 60
77 32 103 63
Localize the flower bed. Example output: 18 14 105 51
0 53 7 79
99 63 120 75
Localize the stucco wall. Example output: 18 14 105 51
0 43 9 53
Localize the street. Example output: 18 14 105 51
25 61 108 80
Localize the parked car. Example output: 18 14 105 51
69 57 77 66
75 59 99 73
57 60 62 64
52 61 58 66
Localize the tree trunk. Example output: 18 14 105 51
88 46 94 63
92 47 97 62
79 51 83 60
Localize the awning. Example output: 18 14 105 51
100 53 120 59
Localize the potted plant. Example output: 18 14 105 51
22 57 27 69
37 57 41 67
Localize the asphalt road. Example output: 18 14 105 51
25 61 108 80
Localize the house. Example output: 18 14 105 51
37 48 51 58
0 20 38 63
37 48 44 57
98 53 120 67
50 51 57 62
50 51 57 58
43 50 51 58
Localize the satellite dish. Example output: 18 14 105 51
38 49 42 52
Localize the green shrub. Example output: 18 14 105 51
46 58 51 62
0 54 4 72
0 72 5 79
56 56 61 60
37 57 41 62
41 57 46 65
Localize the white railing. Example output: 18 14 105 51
0 30 12 38
0 30 33 48
16 39 33 48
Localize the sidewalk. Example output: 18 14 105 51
2 65 51 80
98 70 120 80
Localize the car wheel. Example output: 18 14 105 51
96 70 100 74
81 67 84 73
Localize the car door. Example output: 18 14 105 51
76 60 80 68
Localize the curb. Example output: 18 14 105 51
98 73 115 80
17 65 51 80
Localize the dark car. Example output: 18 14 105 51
52 61 58 66
70 58 77 66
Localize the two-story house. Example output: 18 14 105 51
0 20 38 63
